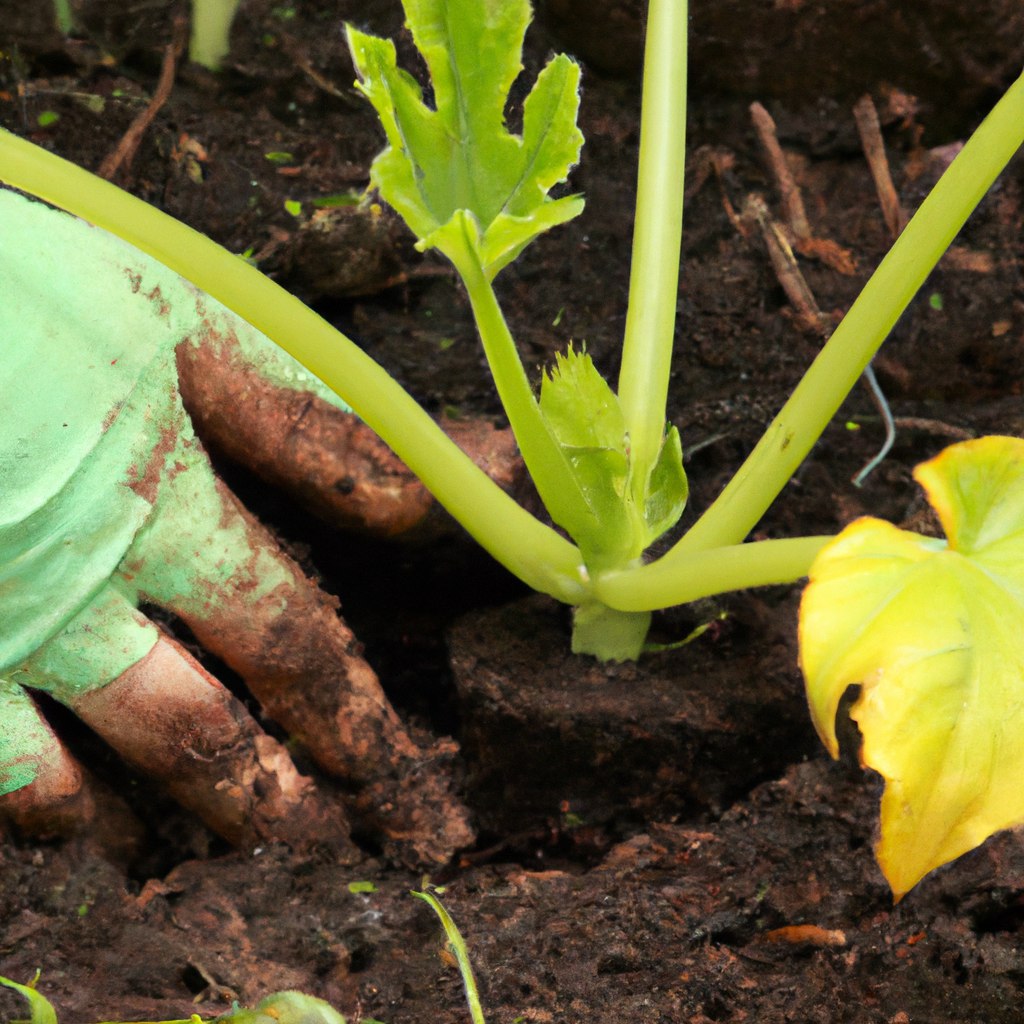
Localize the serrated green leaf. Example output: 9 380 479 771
538 345 687 567
509 54 583 215
800 436 1024 898
540 346 626 459
539 346 631 563
644 424 687 541
478 194 585 278
346 0 583 279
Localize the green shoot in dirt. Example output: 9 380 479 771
347 0 688 656
343 0 1024 661
51 0 75 34
413 887 487 1024
0 892 486 1023
0 973 346 1024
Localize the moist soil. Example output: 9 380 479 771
2 1 1024 1021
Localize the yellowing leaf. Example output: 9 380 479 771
800 436 1024 898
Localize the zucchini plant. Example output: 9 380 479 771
3 0 1024 895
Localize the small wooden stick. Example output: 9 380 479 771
743 194 828 334
98 15 187 182
749 101 812 241
853 94 908 241
892 417 974 440
741 194 898 486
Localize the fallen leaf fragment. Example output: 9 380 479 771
762 923 848 947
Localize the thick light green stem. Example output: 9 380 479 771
572 602 652 660
617 0 688 495
596 535 830 611
664 67 1024 559
456 245 596 544
189 0 242 71
0 130 587 605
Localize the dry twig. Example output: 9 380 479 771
745 100 902 485
98 16 187 182
853 94 908 240
742 193 829 334
749 101 812 241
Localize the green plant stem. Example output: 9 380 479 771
188 0 242 71
0 130 587 605
595 535 830 611
455 239 596 543
52 0 75 33
616 0 688 496
662 66 1024 561
412 890 487 1024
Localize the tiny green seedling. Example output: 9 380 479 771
0 973 346 1024
0 890 482 1023
348 880 379 894
413 887 487 1024
4 0 1024 896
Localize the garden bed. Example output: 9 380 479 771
2 1 1023 1020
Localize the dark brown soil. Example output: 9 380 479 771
2 1 1024 1021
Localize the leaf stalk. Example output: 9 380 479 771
617 0 688 498
0 131 586 605
664 67 1024 561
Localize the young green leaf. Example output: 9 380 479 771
213 991 346 1024
346 0 584 280
0 975 58 1024
644 423 688 541
539 345 631 565
538 345 687 569
800 436 1024 898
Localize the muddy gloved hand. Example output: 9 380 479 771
0 187 495 866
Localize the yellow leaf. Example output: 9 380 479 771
800 436 1024 898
